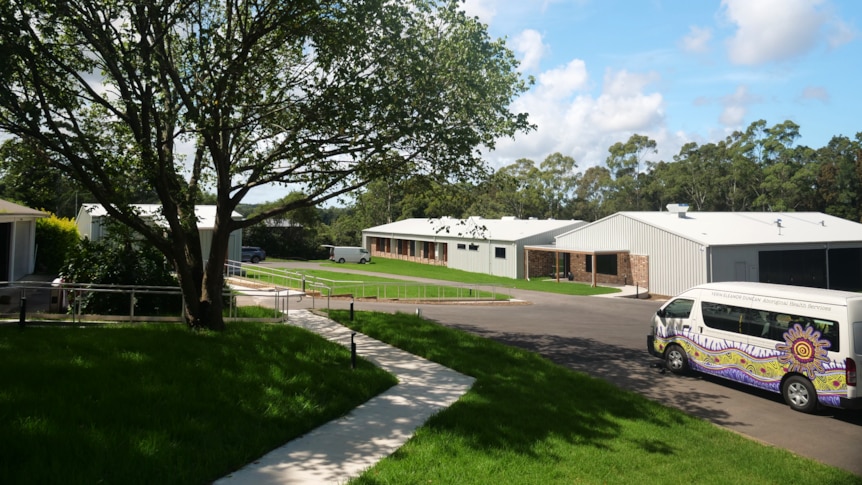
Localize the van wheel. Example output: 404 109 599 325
251 256 260 264
783 375 818 413
338 258 346 263
359 258 367 264
665 344 689 375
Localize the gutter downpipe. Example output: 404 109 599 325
707 245 713 283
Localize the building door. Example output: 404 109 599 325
734 262 747 281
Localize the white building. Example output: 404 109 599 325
536 205 862 297
0 199 47 281
362 217 586 279
76 204 244 263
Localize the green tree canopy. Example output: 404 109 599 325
0 0 531 329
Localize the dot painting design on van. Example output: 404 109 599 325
775 324 831 379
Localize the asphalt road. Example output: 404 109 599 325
263 261 862 477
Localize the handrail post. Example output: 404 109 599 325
18 295 26 328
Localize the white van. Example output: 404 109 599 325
648 281 862 413
325 245 371 264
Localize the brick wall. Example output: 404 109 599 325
630 254 649 289
568 252 643 286
527 250 558 278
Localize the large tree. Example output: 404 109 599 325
0 0 531 329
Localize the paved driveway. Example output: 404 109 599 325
267 261 862 477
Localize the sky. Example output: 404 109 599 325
247 0 860 203
464 0 861 171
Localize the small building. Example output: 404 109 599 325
530 204 862 297
76 204 244 263
362 217 586 279
0 199 47 281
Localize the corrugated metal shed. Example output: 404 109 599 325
76 203 244 263
615 211 862 246
0 199 47 281
555 210 862 297
79 203 242 230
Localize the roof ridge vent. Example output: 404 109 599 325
666 203 690 218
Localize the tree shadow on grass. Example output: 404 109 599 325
0 323 395 484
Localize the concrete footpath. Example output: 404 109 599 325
216 309 475 485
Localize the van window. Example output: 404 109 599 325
663 299 694 318
702 301 839 350
854 322 862 354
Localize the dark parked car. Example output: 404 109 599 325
241 246 266 263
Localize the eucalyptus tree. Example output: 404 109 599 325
604 134 657 212
572 165 612 221
537 152 578 219
0 0 531 329
814 135 862 221
495 158 544 218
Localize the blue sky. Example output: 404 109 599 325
467 0 860 172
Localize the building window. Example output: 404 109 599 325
468 244 479 251
585 254 618 275
495 247 506 259
457 243 466 250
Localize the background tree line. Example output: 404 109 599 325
316 119 862 247
3 118 861 258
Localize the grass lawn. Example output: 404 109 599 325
0 321 396 484
243 265 507 300
326 310 860 485
315 258 621 296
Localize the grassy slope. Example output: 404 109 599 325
328 310 860 485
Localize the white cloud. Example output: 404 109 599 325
512 29 549 72
536 59 589 99
680 25 713 54
601 69 659 97
486 64 671 169
721 0 827 65
719 85 762 126
461 0 497 23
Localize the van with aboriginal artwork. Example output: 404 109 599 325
648 282 862 413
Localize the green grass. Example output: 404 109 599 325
243 265 507 300
0 322 396 484
326 310 860 485
318 258 620 296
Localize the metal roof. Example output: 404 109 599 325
80 203 243 230
364 217 585 242
610 211 862 246
0 199 47 218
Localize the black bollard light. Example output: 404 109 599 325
350 332 357 369
18 296 26 328
349 299 354 321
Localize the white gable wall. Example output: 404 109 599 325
12 220 37 279
556 213 708 296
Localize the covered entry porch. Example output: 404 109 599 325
523 245 648 289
